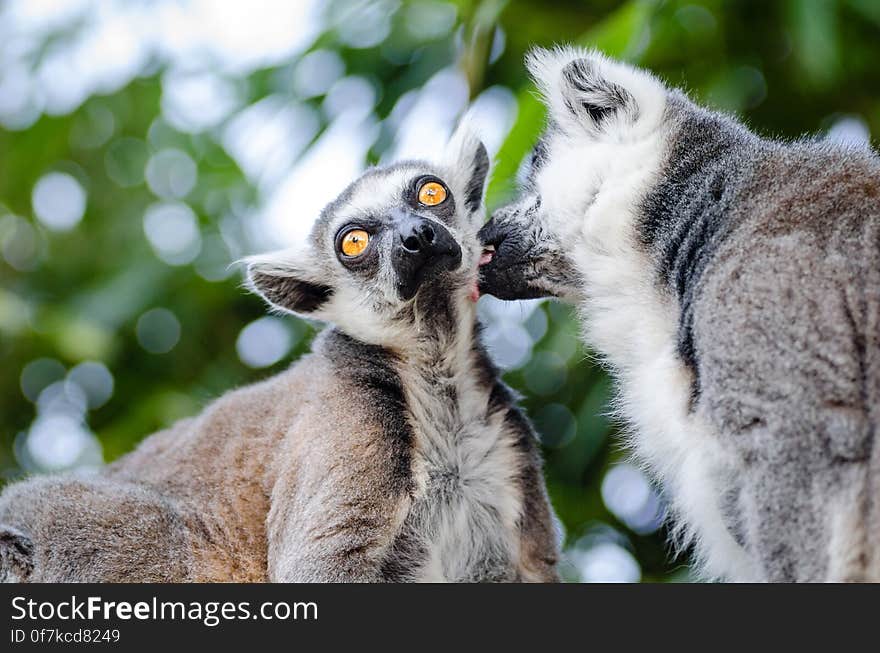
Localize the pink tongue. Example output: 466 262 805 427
470 250 492 302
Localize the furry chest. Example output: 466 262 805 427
393 406 524 582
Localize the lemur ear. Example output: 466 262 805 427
527 47 651 135
559 58 635 129
245 245 333 316
445 120 490 213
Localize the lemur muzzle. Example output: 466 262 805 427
390 209 462 300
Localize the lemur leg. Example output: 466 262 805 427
518 473 561 583
695 233 876 581
728 423 872 582
266 423 413 583
0 475 193 582
267 488 410 582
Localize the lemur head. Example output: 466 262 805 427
247 124 490 347
478 46 670 301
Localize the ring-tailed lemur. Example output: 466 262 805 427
0 125 559 583
477 46 880 582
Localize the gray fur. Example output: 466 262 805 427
688 135 880 581
478 46 880 581
1 127 559 583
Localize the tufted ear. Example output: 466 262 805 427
444 120 490 213
245 244 333 317
526 46 662 136
558 58 636 129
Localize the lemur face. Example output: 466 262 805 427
246 125 490 346
477 131 583 302
326 169 465 304
477 47 668 302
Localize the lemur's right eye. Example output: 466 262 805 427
339 229 370 257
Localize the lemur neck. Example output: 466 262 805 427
401 291 478 374
320 286 479 376
318 297 495 433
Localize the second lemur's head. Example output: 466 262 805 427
246 124 490 347
478 46 672 302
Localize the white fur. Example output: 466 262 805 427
398 322 527 582
825 464 871 581
528 47 758 580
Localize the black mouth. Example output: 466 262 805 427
394 246 462 301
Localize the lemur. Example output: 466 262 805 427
0 125 559 583
478 46 880 582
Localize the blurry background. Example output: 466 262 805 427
1 0 878 582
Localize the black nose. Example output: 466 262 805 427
399 218 438 255
390 210 462 300
393 211 459 261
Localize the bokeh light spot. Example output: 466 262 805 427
534 403 577 449
0 63 41 130
69 103 116 150
570 541 642 583
0 214 40 270
136 307 182 354
404 1 457 40
292 49 345 98
20 358 66 402
827 115 871 147
32 172 87 231
143 201 202 265
36 380 88 420
66 361 114 410
26 414 102 472
675 4 718 36
524 351 567 396
194 233 233 282
236 316 293 368
333 0 396 49
601 464 665 535
161 70 239 133
146 148 198 199
323 76 377 121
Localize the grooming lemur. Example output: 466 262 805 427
0 126 559 582
478 47 880 582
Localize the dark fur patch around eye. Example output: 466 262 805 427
251 272 332 313
406 175 456 224
464 142 490 213
561 59 634 127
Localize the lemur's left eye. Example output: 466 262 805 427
417 180 447 206
340 229 370 257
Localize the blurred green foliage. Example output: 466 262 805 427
1 0 878 582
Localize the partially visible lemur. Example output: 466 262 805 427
0 125 559 582
478 46 880 582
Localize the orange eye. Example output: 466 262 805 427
340 229 370 257
418 180 447 206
